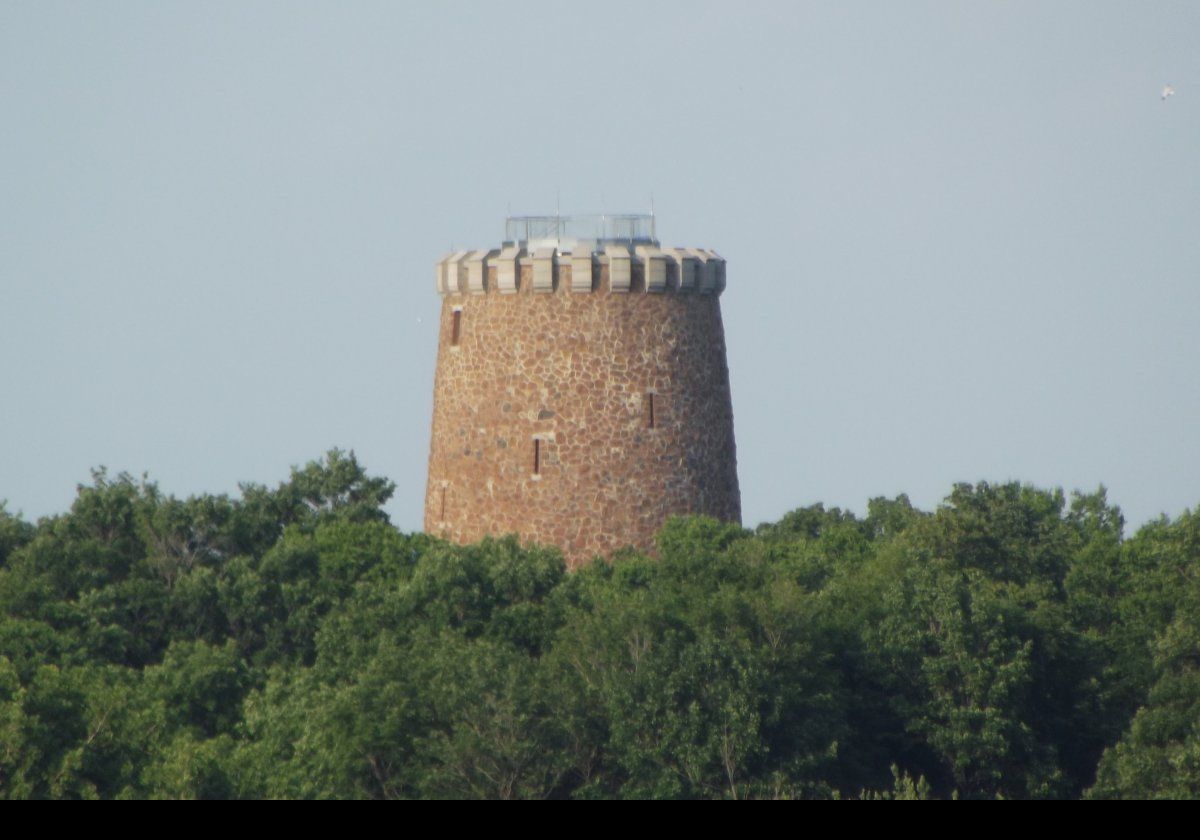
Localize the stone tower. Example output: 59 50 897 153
425 214 739 568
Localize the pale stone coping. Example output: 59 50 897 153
688 248 727 294
635 245 666 293
532 247 556 294
664 247 698 292
606 244 631 294
466 249 494 295
495 244 521 295
435 249 469 296
435 245 725 297
570 248 593 293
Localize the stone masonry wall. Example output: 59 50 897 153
425 259 740 568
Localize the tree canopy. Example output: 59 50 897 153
0 454 1195 798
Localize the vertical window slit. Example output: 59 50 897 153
451 309 462 345
646 392 656 429
439 486 447 520
533 439 541 475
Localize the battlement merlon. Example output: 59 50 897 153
434 245 726 297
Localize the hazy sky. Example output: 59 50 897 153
2 1 1198 534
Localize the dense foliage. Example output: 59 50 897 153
0 450 1196 798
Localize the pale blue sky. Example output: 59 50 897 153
2 1 1198 532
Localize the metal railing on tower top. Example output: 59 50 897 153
504 214 658 248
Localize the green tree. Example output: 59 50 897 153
0 504 34 567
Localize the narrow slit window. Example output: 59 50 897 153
533 439 541 475
451 309 462 345
646 393 656 429
439 486 447 520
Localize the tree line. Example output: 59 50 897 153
0 450 1197 798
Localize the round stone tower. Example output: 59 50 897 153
425 214 739 568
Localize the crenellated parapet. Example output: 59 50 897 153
435 243 726 297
